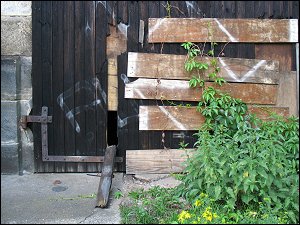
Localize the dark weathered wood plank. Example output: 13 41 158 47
127 52 280 84
125 78 278 104
84 1 99 172
95 0 108 169
148 18 298 43
139 105 289 130
63 1 76 172
52 1 66 172
96 145 116 207
74 1 87 172
41 1 54 172
126 149 194 174
117 1 128 24
32 1 43 172
126 1 140 155
137 1 150 152
117 53 129 172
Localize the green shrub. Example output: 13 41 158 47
176 114 299 223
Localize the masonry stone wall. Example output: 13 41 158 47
1 1 34 174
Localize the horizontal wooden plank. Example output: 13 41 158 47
148 18 298 43
128 52 280 84
139 106 289 130
139 106 205 130
125 78 278 104
126 149 195 174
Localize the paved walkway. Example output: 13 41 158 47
1 173 124 224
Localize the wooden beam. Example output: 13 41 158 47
125 78 278 104
106 24 127 111
139 106 205 130
127 52 280 84
96 145 116 208
255 44 298 116
126 149 194 174
148 18 298 43
139 105 289 130
108 74 118 111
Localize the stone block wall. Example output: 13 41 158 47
1 1 34 174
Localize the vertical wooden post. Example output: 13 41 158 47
96 145 116 208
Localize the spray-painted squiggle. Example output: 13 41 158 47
219 58 267 82
97 1 112 15
57 77 106 133
85 20 91 33
121 73 130 84
159 106 187 130
117 22 129 39
185 1 205 17
214 18 237 42
117 115 139 128
121 74 141 114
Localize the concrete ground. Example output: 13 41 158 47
1 173 124 224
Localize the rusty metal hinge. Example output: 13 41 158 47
19 106 123 163
19 106 52 160
20 108 52 129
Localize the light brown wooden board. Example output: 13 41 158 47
125 78 278 104
107 25 127 58
255 44 298 116
139 105 289 130
126 149 194 174
127 52 280 84
108 74 118 110
107 25 127 111
148 18 298 43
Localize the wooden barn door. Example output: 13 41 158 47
32 1 110 172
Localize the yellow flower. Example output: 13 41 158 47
200 192 208 198
202 207 213 222
243 171 249 178
178 210 192 223
248 211 258 218
194 199 202 207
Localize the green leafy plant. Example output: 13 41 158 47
176 40 299 223
178 141 189 150
120 27 299 223
114 190 124 199
120 187 185 224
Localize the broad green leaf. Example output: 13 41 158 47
214 186 221 200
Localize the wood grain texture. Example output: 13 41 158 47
106 23 127 111
108 74 118 111
126 149 194 174
125 78 278 104
139 105 289 130
127 52 280 84
255 44 298 116
96 145 116 207
148 18 298 43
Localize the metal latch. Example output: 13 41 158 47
20 108 52 129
